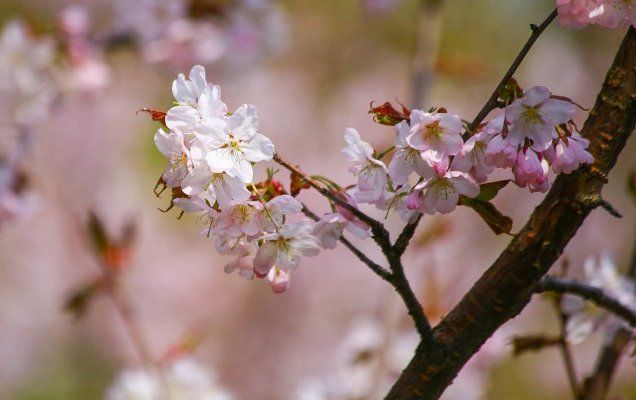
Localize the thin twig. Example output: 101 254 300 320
536 277 636 328
394 214 423 255
465 9 558 136
301 204 392 282
552 298 580 398
98 264 156 367
273 153 391 247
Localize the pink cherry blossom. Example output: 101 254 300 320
253 220 320 276
557 0 603 28
267 267 291 294
342 128 388 203
451 128 496 183
551 132 594 174
224 254 256 280
506 86 575 152
312 212 370 249
409 159 480 215
512 148 550 193
405 110 464 163
259 195 303 232
212 201 263 237
592 0 636 28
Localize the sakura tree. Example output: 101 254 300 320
0 1 635 399
144 3 636 399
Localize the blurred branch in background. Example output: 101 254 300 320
409 0 443 109
581 229 636 400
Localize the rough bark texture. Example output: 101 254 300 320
386 27 636 400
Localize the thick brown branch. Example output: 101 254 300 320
386 27 636 400
537 277 636 328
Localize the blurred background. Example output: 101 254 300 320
0 0 634 399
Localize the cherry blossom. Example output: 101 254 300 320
549 132 594 174
106 358 233 400
212 200 263 237
375 185 418 222
408 160 480 215
405 110 464 163
267 266 291 293
451 128 497 183
259 194 303 232
154 128 190 188
198 104 275 183
505 86 575 152
562 254 636 344
253 220 320 276
557 0 603 28
342 128 388 203
166 65 228 133
592 0 636 28
512 148 550 193
388 120 434 186
312 212 370 249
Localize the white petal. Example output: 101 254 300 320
198 85 227 121
254 242 277 276
523 86 550 107
228 104 259 140
232 157 254 183
166 105 200 131
206 148 235 173
188 65 207 96
268 195 302 215
242 133 275 162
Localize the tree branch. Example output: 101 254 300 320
581 233 636 400
394 214 423 255
386 26 636 400
537 277 636 328
301 204 392 282
273 153 390 243
465 9 558 136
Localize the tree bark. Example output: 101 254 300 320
386 27 636 400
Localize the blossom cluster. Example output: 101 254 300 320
154 65 320 293
107 357 232 400
561 254 636 344
296 318 506 400
339 85 592 224
557 0 636 28
112 0 288 66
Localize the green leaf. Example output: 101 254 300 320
475 180 511 202
460 196 513 235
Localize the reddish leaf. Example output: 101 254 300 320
290 170 310 197
138 108 167 125
369 101 411 126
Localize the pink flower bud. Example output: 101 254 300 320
267 267 290 294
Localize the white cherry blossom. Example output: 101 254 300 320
199 104 275 183
388 120 434 186
154 128 190 187
341 128 388 203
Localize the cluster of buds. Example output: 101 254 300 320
152 65 320 293
557 0 636 29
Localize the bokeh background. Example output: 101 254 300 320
0 0 634 399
